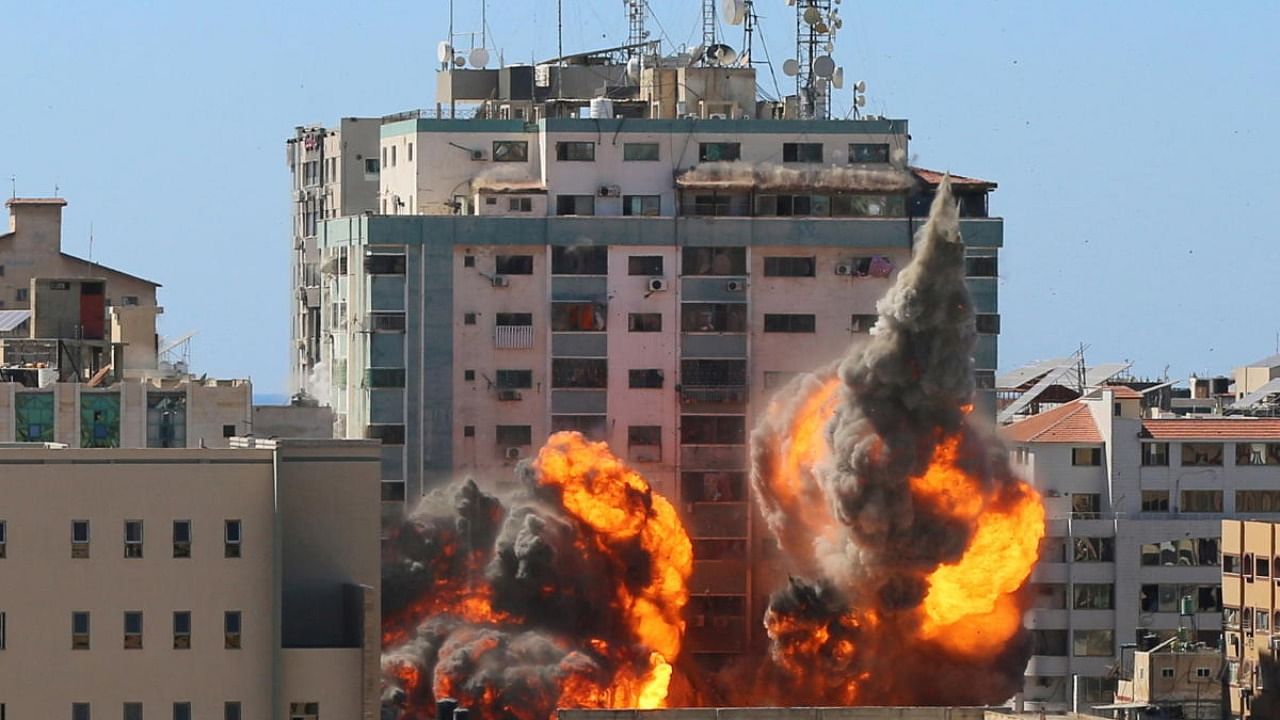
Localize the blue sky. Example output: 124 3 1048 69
2 1 1277 393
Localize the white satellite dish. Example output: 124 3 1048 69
626 57 642 82
832 66 844 89
453 55 466 68
688 45 706 66
468 47 490 68
723 0 747 25
707 44 738 66
813 55 836 78
803 7 822 25
854 80 866 93
437 41 453 64
782 58 799 77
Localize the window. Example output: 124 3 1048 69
1258 609 1272 632
551 303 607 332
763 256 816 277
1142 442 1170 466
364 255 406 274
1181 442 1223 466
1029 583 1068 610
222 424 236 438
1137 537 1219 566
146 392 187 448
628 313 662 332
1181 490 1223 513
1073 629 1114 657
763 371 799 389
1196 667 1212 679
173 611 191 649
849 143 890 163
1071 447 1102 466
124 520 143 558
1258 557 1272 577
683 246 746 276
173 704 191 720
370 313 406 332
629 369 664 389
224 611 241 649
1073 583 1114 610
828 194 905 218
464 255 476 268
1236 442 1280 466
493 140 528 162
381 482 407 502
1140 491 1170 512
464 369 476 381
628 256 664 276
850 314 879 333
365 368 406 387
682 471 746 502
124 703 142 720
552 359 607 388
124 611 143 649
965 256 998 277
623 143 659 161
495 312 533 327
628 426 662 463
698 142 741 161
15 288 28 302
173 520 191 558
463 426 475 438
763 314 816 333
72 611 90 649
1031 629 1068 656
975 314 1001 334
681 303 747 333
1072 537 1114 562
463 313 478 325
555 195 596 216
680 415 746 445
687 192 745 217
1237 490 1280 513
507 197 533 212
782 142 823 163
67 519 89 558
551 415 608 440
365 158 379 175
495 370 533 389
496 425 533 447
682 359 746 387
551 245 608 274
224 703 241 720
1071 493 1102 519
289 703 320 720
623 195 661 216
495 255 534 274
225 520 242 558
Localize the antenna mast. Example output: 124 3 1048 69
702 0 717 52
625 0 647 56
791 0 842 119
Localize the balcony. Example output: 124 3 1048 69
495 325 534 349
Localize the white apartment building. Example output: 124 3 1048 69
1007 387 1280 713
0 438 382 720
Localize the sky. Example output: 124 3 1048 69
1 1 1278 394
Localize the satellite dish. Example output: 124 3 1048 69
723 0 747 25
832 17 844 29
803 7 822 25
688 45 706 66
626 57 642 82
824 42 834 53
707 44 738 66
855 94 866 107
814 20 829 34
813 55 836 78
437 41 453 64
453 55 466 68
854 80 866 93
832 66 844 89
468 47 490 68
785 0 796 5
782 58 799 77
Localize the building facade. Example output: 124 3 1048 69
1222 519 1280 719
1008 390 1280 713
0 438 382 720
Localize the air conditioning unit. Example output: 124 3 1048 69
834 263 853 276
725 280 745 292
647 278 668 292
491 276 510 288
598 185 621 197
496 389 522 401
471 150 485 161
504 447 522 461
708 113 728 120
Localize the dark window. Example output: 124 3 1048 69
628 313 662 332
464 369 476 381
365 425 405 444
629 369 665 389
975 314 1000 334
680 415 746 445
124 611 143 649
496 425 533 446
681 303 747 333
72 611 90 649
1141 537 1219 566
628 256 664 276
623 195 661 216
73 704 90 720
551 415 608 440
552 245 608 274
551 302 607 331
1182 442 1224 466
124 520 143 558
364 368 406 388
782 143 823 163
849 143 890 163
364 255 406 274
72 520 89 558
1237 442 1280 466
173 611 191 649
463 313 478 325
975 370 996 389
763 256 815 277
628 425 662 446
555 195 596 216
683 247 746 275
224 611 241 649
623 143 659 161
552 359 607 388
1072 537 1115 562
172 520 191 558
1073 584 1114 610
699 142 741 162
495 370 533 389
681 471 746 502
851 314 878 333
1071 447 1102 466
1236 491 1280 513
225 703 241 720
1071 493 1102 519
495 255 534 274
463 426 475 438
555 142 595 161
493 141 529 162
381 482 407 502
507 197 533 212
965 256 998 277
1140 491 1169 512
495 312 533 326
763 314 816 333
688 193 740 216
222 424 236 437
464 255 476 268
224 520 242 558
124 704 142 720
681 359 747 387
370 313 406 331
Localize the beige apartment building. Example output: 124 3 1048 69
0 438 382 720
1222 519 1280 719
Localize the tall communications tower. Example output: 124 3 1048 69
786 0 844 119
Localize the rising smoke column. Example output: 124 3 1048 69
750 179 1045 705
382 432 693 720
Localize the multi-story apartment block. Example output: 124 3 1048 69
0 437 382 719
286 119 380 395
1222 519 1280 719
1007 388 1280 713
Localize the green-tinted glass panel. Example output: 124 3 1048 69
15 392 54 442
80 393 121 448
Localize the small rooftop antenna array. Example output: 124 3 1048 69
785 0 844 119
702 0 718 52
724 0 754 66
625 0 649 57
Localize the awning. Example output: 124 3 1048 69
0 309 31 332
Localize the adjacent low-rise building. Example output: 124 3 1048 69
1222 519 1280 719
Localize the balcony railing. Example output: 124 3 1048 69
495 325 534 349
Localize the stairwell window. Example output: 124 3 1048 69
173 520 191 558
173 611 191 649
225 520 242 558
124 611 143 649
124 520 143 558
224 611 242 649
72 611 90 649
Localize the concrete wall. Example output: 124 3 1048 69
253 404 335 439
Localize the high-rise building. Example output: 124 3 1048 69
0 437 382 719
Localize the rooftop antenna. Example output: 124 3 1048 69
625 0 648 56
9 175 14 199
89 222 94 262
702 0 718 52
790 0 841 119
556 0 563 102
